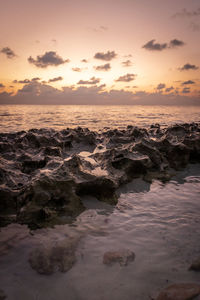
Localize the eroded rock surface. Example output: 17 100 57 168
0 123 200 228
29 236 79 275
103 249 135 266
189 257 200 271
156 283 200 300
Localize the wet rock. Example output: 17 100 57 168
22 158 47 173
0 123 200 229
156 283 200 300
189 257 200 271
0 289 6 300
77 177 117 205
103 249 135 266
43 146 62 157
29 237 79 275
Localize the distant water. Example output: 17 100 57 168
0 105 200 132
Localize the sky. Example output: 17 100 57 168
0 0 200 105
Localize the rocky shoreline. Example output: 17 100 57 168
0 123 200 229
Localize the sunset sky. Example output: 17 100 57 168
0 0 200 105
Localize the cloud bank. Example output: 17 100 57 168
1 82 198 106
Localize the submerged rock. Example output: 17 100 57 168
156 283 200 300
103 249 135 266
29 236 79 275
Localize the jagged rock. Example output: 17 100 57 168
189 257 200 271
0 123 199 229
77 177 117 205
156 283 200 300
103 249 135 266
0 289 6 300
29 237 79 275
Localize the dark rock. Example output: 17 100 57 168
0 289 6 300
103 249 135 266
156 283 200 300
189 257 200 271
77 177 117 205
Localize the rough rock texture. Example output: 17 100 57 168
103 249 135 266
29 236 79 275
0 123 200 228
156 283 200 300
0 289 6 300
189 257 200 271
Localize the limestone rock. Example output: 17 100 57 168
103 249 135 266
29 237 79 275
156 283 200 300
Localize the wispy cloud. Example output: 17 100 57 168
172 8 200 18
1 47 17 59
115 74 136 82
48 76 63 83
0 83 5 88
28 51 70 68
178 63 199 71
94 63 111 71
182 80 195 85
157 83 166 90
77 77 100 85
121 60 133 67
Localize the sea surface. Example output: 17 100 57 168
0 105 200 132
0 165 200 300
0 105 200 300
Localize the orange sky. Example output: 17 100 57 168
0 0 200 105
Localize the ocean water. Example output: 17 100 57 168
0 165 200 300
0 105 200 132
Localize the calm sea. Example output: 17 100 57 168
0 105 200 132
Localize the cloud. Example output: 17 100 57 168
0 81 199 106
172 8 200 18
115 74 136 82
0 83 5 88
94 63 111 71
81 59 88 63
189 22 200 31
142 40 167 51
48 76 63 83
94 50 117 61
142 39 185 51
13 78 41 84
169 39 185 48
90 26 108 32
157 83 166 90
165 86 174 92
122 60 133 67
72 67 88 72
182 87 191 94
1 47 16 59
182 80 195 85
179 63 199 71
77 77 100 85
28 51 70 68
72 67 82 72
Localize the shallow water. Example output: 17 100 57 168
0 105 199 132
0 164 200 300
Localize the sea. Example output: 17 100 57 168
0 104 200 300
0 105 200 132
